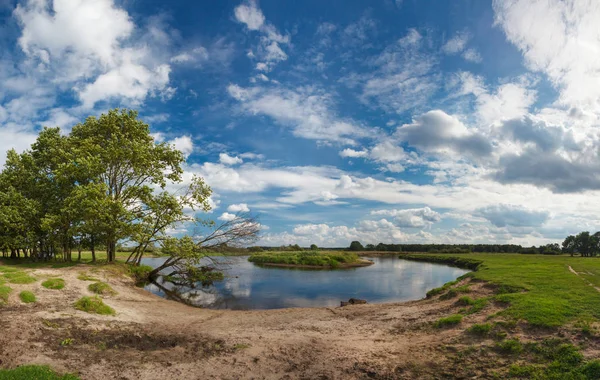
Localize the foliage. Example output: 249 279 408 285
74 296 115 315
2 271 36 284
495 339 523 355
0 365 79 380
88 282 116 296
433 314 463 328
127 264 153 283
348 241 364 251
19 291 36 303
248 251 362 268
42 278 65 290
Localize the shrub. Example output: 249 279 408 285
42 278 65 290
127 264 153 282
434 314 463 328
88 282 116 296
19 291 36 303
74 296 115 316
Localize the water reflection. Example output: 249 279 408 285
141 256 469 310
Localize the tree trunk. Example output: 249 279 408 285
91 236 96 263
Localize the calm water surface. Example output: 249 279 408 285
142 256 469 310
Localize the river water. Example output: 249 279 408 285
141 255 469 310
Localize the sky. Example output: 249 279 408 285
1 0 600 247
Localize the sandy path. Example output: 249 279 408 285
568 265 600 293
0 263 497 379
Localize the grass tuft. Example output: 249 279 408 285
74 296 115 315
0 365 79 379
434 314 463 328
0 285 12 304
19 291 36 303
88 282 116 296
3 271 37 284
467 323 492 336
42 278 65 290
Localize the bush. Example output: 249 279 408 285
42 278 65 290
19 291 36 303
88 282 116 296
74 296 115 315
434 314 463 328
127 264 153 282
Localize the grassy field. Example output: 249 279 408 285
402 253 600 328
248 251 364 268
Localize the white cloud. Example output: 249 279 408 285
371 207 441 228
339 148 368 158
227 84 371 145
234 0 265 31
462 48 482 63
218 212 237 221
228 203 250 212
442 32 470 54
493 0 600 111
169 136 194 157
219 153 243 165
476 82 537 125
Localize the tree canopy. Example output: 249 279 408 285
0 109 259 275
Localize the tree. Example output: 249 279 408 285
349 241 364 251
562 235 576 256
69 109 186 262
148 214 260 280
310 244 318 250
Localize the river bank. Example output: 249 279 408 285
1 254 600 379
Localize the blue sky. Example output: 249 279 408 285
2 0 600 247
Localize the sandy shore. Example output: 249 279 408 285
0 263 505 379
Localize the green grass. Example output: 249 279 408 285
0 284 12 304
77 272 100 282
1 271 37 284
0 365 79 380
467 323 492 336
434 314 463 328
402 253 600 328
88 282 116 296
42 278 65 290
19 291 36 303
248 251 363 268
74 296 115 315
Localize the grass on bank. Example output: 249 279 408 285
248 251 362 268
0 365 79 380
88 281 116 296
42 278 65 290
19 290 36 303
403 253 600 328
74 296 115 315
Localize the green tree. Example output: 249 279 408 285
310 244 318 250
69 109 186 262
349 241 364 251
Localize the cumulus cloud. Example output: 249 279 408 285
395 110 492 157
371 207 441 228
493 0 600 110
233 0 265 31
339 148 368 158
169 136 194 157
227 203 250 212
219 153 243 165
218 212 237 221
13 0 174 109
477 204 550 227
